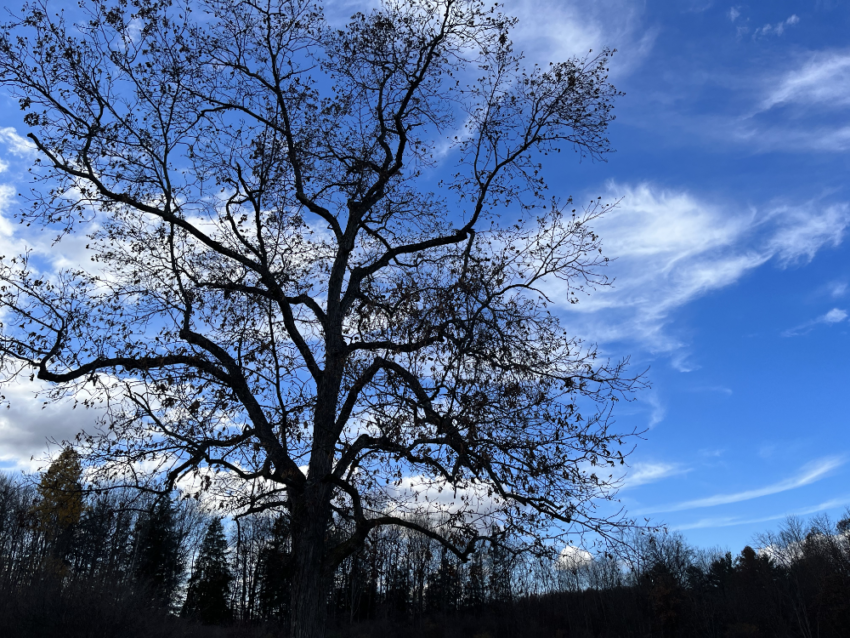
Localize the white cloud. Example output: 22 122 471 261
0 127 36 158
645 392 666 429
0 184 104 281
673 515 751 530
829 281 848 298
824 308 848 322
553 183 850 360
0 184 25 261
0 184 15 229
761 51 850 111
322 0 380 25
753 14 800 39
737 123 850 153
325 0 654 79
385 475 503 521
713 50 850 154
557 544 593 570
767 204 849 264
0 378 102 472
674 495 850 531
728 7 741 22
622 461 690 489
636 455 846 515
509 0 656 76
783 307 848 337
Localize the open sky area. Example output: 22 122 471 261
0 0 848 554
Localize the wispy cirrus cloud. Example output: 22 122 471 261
621 461 690 490
509 0 656 75
726 8 799 39
828 281 848 298
635 456 846 516
325 0 655 78
732 50 850 152
551 182 850 363
766 204 850 263
665 47 850 153
753 14 800 39
643 392 666 429
761 51 850 112
674 495 850 531
783 307 848 337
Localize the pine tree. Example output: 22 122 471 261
257 515 292 622
71 494 115 578
464 552 486 611
182 518 233 624
489 540 513 605
426 547 459 614
385 557 409 617
134 496 184 608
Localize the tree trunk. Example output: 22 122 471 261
289 352 342 638
290 490 331 638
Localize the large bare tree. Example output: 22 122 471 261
0 0 642 635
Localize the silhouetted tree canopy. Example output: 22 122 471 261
0 0 642 635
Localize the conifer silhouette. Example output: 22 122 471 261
182 518 233 624
134 496 184 608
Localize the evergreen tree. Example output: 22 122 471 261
385 557 409 617
489 540 513 605
426 548 459 614
71 494 115 579
134 496 184 607
182 518 233 624
706 551 734 591
257 515 292 622
464 552 486 611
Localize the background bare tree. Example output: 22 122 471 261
0 0 642 635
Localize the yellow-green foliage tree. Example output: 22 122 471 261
33 447 84 567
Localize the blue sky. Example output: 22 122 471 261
0 0 848 553
534 0 850 550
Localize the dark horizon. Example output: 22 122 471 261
2 467 848 638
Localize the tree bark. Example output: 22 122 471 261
290 490 331 638
287 350 343 638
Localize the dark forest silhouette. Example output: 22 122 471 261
2 456 849 638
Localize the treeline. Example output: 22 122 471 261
2 450 850 637
0 449 519 636
0 449 208 637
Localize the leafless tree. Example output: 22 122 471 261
0 0 642 635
